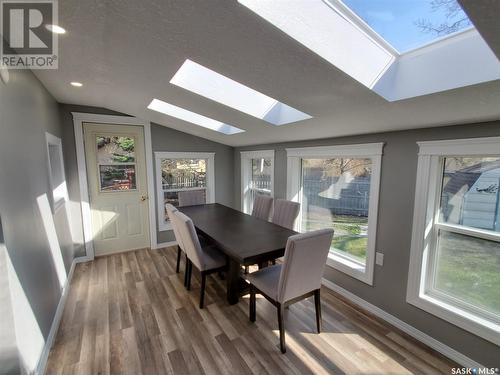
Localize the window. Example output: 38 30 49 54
241 150 274 214
96 136 136 191
408 137 500 345
155 152 215 231
45 133 68 212
238 0 499 102
287 143 383 284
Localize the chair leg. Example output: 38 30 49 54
176 246 181 273
186 260 192 291
199 272 206 309
249 285 256 322
277 304 286 353
314 289 322 333
244 265 249 274
184 254 189 287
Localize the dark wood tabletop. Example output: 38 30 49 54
178 203 297 265
178 203 297 304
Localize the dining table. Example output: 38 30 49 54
178 203 298 305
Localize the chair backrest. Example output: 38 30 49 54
251 195 273 221
277 229 334 303
166 204 182 250
171 210 205 270
272 199 300 230
178 190 206 207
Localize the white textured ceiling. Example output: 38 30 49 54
34 0 500 147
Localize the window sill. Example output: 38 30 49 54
407 291 500 346
326 252 373 285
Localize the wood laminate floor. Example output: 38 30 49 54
45 247 457 375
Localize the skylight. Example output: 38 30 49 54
147 99 245 135
239 0 500 101
170 59 312 126
341 0 473 53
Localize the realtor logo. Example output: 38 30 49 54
1 0 58 69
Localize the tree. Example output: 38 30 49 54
415 0 471 36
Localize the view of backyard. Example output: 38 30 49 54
433 157 500 315
160 158 207 221
435 231 500 315
303 211 368 262
301 158 372 263
96 136 136 191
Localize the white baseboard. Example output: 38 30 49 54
36 257 82 375
153 240 177 250
321 279 484 369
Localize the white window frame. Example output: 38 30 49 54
240 150 275 213
407 136 500 346
155 152 215 231
45 133 68 213
286 143 384 285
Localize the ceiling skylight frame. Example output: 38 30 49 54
323 0 399 56
170 59 313 126
147 98 245 135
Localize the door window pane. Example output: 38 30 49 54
99 165 136 191
440 157 500 232
301 158 371 262
434 230 500 316
97 136 135 163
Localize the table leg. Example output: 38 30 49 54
226 258 241 305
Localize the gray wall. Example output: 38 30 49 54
0 68 77 373
151 124 234 243
234 121 500 367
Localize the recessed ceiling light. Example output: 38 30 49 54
70 82 82 87
170 59 312 126
147 99 245 135
46 24 66 34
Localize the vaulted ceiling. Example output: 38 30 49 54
34 0 500 146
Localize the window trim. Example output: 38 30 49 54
407 136 500 346
155 151 215 231
45 133 68 213
286 143 384 285
240 150 275 213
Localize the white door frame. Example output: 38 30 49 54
72 112 157 260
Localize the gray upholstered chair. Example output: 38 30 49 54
166 204 188 284
251 195 273 221
178 189 206 207
247 228 334 353
272 199 300 230
171 210 226 308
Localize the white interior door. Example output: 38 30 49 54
83 123 150 256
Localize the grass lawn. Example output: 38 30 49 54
434 231 500 315
303 212 368 262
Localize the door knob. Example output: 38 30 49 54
140 195 148 201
